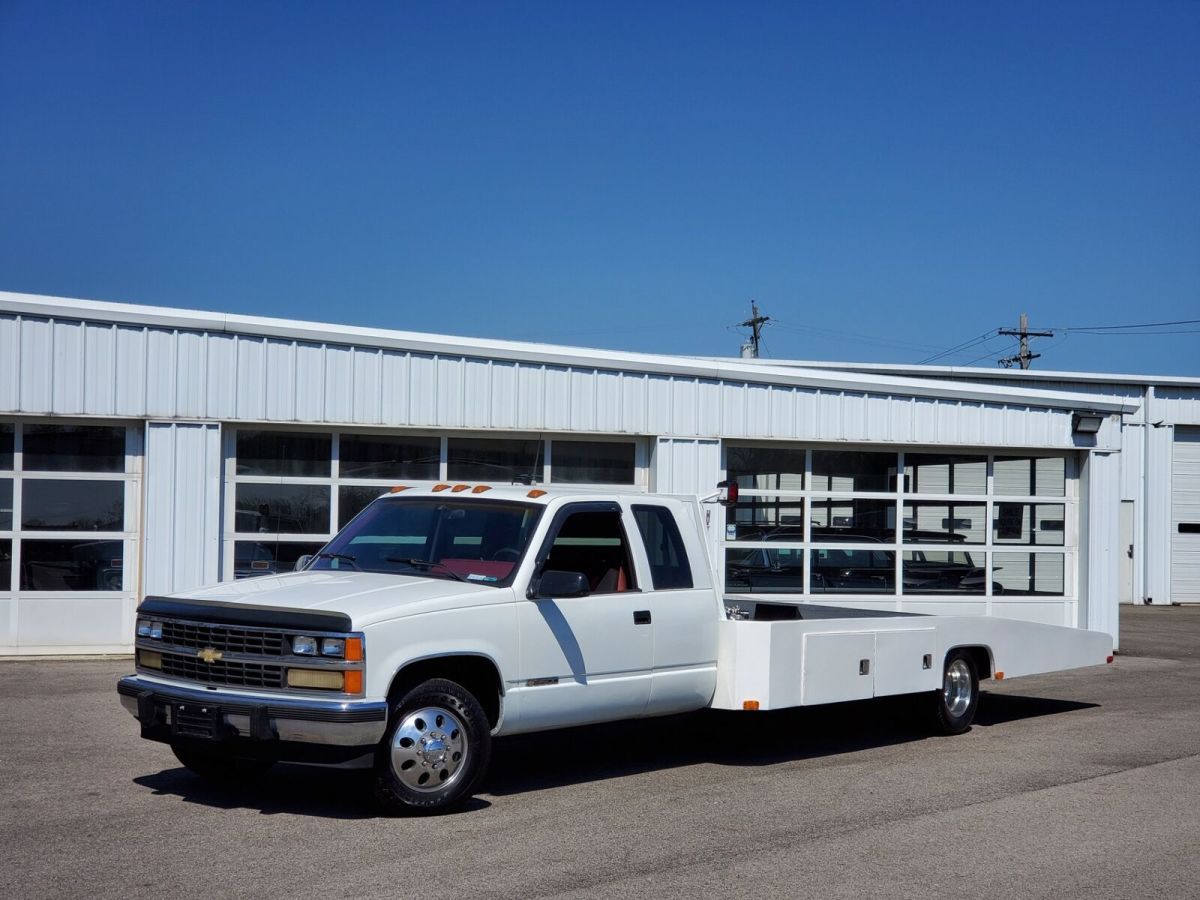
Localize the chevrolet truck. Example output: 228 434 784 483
119 483 1113 813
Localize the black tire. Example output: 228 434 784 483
373 678 492 815
931 649 980 735
171 743 274 782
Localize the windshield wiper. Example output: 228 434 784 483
384 557 467 582
313 552 360 570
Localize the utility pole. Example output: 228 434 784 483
998 313 1054 369
738 301 770 358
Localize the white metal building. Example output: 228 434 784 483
0 291 1165 655
743 360 1200 613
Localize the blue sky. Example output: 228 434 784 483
1 2 1197 373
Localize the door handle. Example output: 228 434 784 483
633 610 651 625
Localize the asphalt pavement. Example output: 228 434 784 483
2 605 1198 899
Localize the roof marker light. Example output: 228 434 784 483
389 485 410 493
432 484 450 492
451 484 470 493
472 485 492 493
527 489 547 498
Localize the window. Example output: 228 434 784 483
22 425 125 472
0 421 135 595
225 429 645 580
905 454 986 495
340 435 439 480
723 444 1074 605
236 431 331 477
0 424 12 470
633 505 693 589
552 441 635 484
447 438 544 482
811 450 894 492
542 508 635 594
726 447 805 491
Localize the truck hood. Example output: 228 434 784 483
172 571 506 628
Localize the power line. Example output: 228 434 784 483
917 328 1001 365
1061 318 1200 332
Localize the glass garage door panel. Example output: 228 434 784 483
234 484 330 534
22 425 125 472
21 480 124 531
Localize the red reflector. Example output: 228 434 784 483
1106 655 1114 664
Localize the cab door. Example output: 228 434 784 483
513 502 653 731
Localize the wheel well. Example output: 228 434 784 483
948 645 993 680
386 655 503 728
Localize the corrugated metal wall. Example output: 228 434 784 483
1083 450 1122 644
0 312 1108 449
143 423 222 597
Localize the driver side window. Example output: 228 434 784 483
542 509 636 594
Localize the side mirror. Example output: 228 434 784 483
294 555 314 571
532 570 589 599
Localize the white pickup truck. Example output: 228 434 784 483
119 483 1113 813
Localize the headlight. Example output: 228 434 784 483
150 621 163 640
292 635 318 656
320 638 345 657
136 619 151 637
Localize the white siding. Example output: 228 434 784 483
1083 450 1122 641
0 312 1114 449
1171 428 1200 603
143 422 223 596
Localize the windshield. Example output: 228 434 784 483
310 498 543 585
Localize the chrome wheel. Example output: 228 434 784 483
943 658 973 717
389 705 468 793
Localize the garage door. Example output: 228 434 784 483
1172 428 1200 603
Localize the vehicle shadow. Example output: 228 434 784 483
132 691 1096 816
132 766 492 819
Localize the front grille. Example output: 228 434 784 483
159 619 286 656
160 651 286 690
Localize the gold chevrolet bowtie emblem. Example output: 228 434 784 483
197 647 223 664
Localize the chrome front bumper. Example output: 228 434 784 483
118 675 389 750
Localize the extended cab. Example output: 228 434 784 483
119 484 1112 812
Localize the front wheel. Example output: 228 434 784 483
931 650 980 735
373 678 492 815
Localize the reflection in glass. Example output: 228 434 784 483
20 539 124 591
725 547 805 593
993 456 1066 497
234 541 324 579
727 497 805 540
0 539 10 590
903 550 987 594
236 431 331 477
726 447 805 492
992 552 1065 595
22 480 124 531
810 497 895 540
339 435 439 480
904 454 986 495
902 502 986 544
339 485 389 529
810 450 896 493
810 546 894 593
551 441 636 484
993 503 1066 545
235 484 330 534
447 438 544 482
0 424 12 470
23 425 125 472
0 479 11 529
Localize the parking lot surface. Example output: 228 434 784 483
2 605 1198 900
